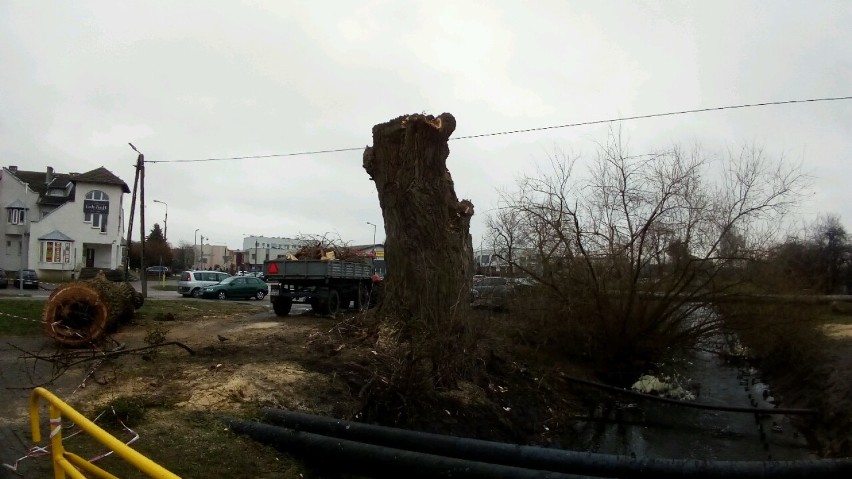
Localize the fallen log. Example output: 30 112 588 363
42 272 144 347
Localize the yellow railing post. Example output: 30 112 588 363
47 405 66 479
29 387 181 479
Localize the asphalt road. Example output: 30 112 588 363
1 281 186 299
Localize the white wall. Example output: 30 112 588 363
0 169 39 271
28 181 126 274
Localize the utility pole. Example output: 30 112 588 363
367 221 377 269
138 147 147 298
200 235 206 269
194 229 199 269
124 145 143 281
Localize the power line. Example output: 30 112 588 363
145 146 364 164
145 95 852 164
452 95 852 140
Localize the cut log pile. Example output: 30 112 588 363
42 271 144 347
292 241 369 262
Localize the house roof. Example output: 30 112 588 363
39 230 74 241
6 166 130 208
9 170 74 196
72 166 131 193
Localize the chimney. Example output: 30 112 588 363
8 166 17 173
46 166 54 184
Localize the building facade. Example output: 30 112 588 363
241 235 308 271
0 165 129 281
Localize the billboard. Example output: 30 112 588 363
83 200 109 214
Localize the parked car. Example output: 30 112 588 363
0 268 7 288
472 276 535 310
201 276 268 300
146 266 172 277
13 269 39 289
177 270 231 298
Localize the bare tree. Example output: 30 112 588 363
489 134 805 371
813 214 849 294
485 206 525 275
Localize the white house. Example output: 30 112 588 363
0 165 129 281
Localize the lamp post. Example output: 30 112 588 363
152 199 168 242
366 221 377 269
194 229 199 269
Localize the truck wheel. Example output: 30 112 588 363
325 289 341 315
273 297 292 316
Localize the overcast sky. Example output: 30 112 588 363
2 1 850 251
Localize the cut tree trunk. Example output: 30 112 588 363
363 112 475 389
42 272 144 347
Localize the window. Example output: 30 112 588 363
84 190 109 233
41 241 71 264
8 208 25 225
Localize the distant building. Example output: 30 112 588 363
473 247 538 276
0 165 129 281
240 235 309 271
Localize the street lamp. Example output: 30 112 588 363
152 200 168 241
366 222 377 268
194 229 200 269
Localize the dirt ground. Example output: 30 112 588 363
3 302 360 477
5 301 584 478
6 298 851 477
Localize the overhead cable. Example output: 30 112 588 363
144 95 852 164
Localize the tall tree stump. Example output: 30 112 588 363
42 272 143 347
363 112 475 390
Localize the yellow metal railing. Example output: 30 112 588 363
29 387 180 479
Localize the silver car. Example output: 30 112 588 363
177 270 231 298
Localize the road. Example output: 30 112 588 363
2 281 189 300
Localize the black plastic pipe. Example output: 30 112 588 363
224 418 585 479
260 408 852 479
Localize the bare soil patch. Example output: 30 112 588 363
8 300 595 477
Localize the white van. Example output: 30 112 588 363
178 270 231 298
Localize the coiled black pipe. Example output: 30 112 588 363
259 408 852 479
224 418 585 479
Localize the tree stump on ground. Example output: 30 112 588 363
363 112 475 389
42 272 144 347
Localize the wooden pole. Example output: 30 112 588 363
123 150 143 281
139 156 147 298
